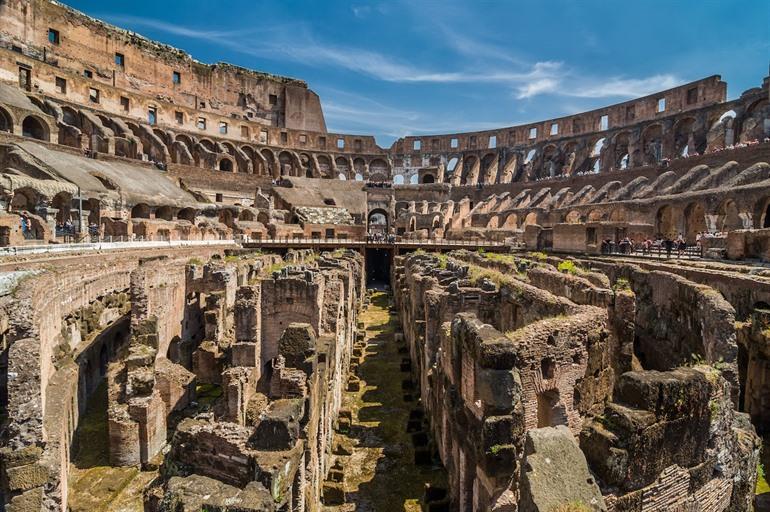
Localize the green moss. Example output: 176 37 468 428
529 251 548 262
224 255 240 263
196 384 223 407
553 502 592 512
187 257 204 266
613 278 631 291
757 463 770 495
557 260 580 275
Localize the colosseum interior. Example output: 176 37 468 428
0 1 769 511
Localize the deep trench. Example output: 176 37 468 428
323 289 448 511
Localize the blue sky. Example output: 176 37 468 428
67 0 769 148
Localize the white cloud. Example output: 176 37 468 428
103 14 683 107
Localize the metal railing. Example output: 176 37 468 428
244 237 509 247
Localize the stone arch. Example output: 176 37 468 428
673 117 697 157
501 213 518 229
422 174 435 184
155 205 174 221
238 209 255 222
522 211 539 227
369 158 388 178
353 157 366 176
393 174 405 185
21 115 50 141
565 210 583 224
461 155 479 185
612 131 631 170
541 144 560 178
51 191 73 225
368 208 388 233
300 153 316 178
608 207 627 223
334 156 349 178
261 149 276 177
131 203 151 219
587 209 605 223
218 156 234 172
487 215 499 229
642 124 664 165
278 151 294 176
177 208 197 223
257 212 269 225
0 106 14 132
9 187 40 212
683 202 707 244
655 204 680 238
316 154 332 178
61 105 81 128
716 199 742 233
199 138 217 152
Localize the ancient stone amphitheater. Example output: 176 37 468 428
0 1 769 511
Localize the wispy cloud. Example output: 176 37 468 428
515 73 682 99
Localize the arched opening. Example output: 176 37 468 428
409 174 418 185
369 158 388 178
155 205 174 221
422 174 435 184
655 205 678 239
354 173 364 181
316 155 332 178
590 138 605 173
368 209 388 235
279 151 294 176
717 199 742 233
642 124 664 165
487 215 499 229
131 203 151 219
674 117 697 157
522 212 539 227
536 389 567 428
10 188 39 212
178 208 197 223
501 213 518 229
0 107 12 133
565 210 582 224
393 174 405 185
684 202 707 243
52 192 73 226
239 210 255 222
22 116 48 141
219 158 234 172
613 132 630 170
337 173 347 181
257 212 270 225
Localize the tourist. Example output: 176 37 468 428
664 237 674 258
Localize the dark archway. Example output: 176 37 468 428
366 248 391 286
422 174 435 184
368 209 388 235
22 116 48 141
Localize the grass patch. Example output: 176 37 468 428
196 383 223 407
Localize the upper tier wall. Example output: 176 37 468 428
0 0 327 132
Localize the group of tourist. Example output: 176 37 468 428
601 235 694 258
367 231 396 243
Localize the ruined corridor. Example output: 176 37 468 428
322 290 448 511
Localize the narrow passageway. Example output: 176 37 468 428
324 290 447 511
68 382 156 512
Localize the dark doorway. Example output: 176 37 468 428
366 248 391 286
